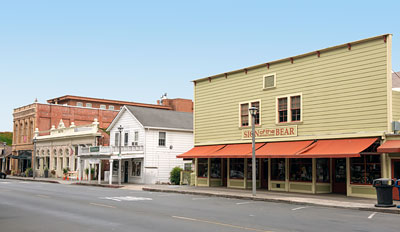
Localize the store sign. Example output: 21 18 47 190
242 125 297 139
90 146 100 152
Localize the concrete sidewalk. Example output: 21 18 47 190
140 185 400 215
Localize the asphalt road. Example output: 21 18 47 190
0 179 399 232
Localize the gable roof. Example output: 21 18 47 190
124 105 193 131
393 72 400 88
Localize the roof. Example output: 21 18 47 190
0 145 12 157
125 105 193 131
393 72 400 88
47 95 171 110
193 34 391 83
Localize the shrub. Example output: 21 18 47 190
25 168 33 177
63 167 70 175
170 166 183 185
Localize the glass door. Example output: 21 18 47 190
332 158 347 194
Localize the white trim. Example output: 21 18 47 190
275 93 303 125
107 106 145 132
143 126 193 132
262 73 276 90
238 99 262 128
158 131 167 147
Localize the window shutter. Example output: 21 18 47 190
264 74 276 89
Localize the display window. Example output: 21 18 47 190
246 158 259 179
350 155 381 184
316 158 330 183
229 158 244 179
289 158 312 182
131 160 142 177
197 158 208 178
271 158 285 181
210 158 221 178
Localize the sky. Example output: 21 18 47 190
0 0 399 131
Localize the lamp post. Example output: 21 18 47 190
117 125 123 186
1 142 6 173
249 106 258 196
33 137 37 180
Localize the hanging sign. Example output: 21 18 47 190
242 125 297 139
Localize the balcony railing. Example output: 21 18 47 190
79 145 144 156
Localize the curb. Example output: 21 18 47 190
142 187 400 215
7 176 60 184
73 182 123 188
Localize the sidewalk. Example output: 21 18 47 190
7 176 400 214
140 185 400 215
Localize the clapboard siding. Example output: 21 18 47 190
393 91 400 121
109 110 145 147
194 36 390 145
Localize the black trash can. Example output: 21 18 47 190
373 178 396 207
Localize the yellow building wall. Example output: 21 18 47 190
194 36 390 145
392 90 400 121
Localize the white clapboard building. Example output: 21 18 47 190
80 105 193 185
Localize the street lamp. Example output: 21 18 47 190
33 137 37 180
249 106 258 196
117 125 123 186
2 142 6 173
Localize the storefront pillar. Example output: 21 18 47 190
78 157 81 182
346 157 351 196
109 160 113 185
381 153 389 178
244 158 248 189
207 158 210 187
88 163 91 183
98 161 102 184
312 158 316 194
194 158 198 186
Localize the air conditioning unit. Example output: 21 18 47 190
132 142 138 146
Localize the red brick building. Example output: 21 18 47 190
12 95 193 174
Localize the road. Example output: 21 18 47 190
0 179 398 232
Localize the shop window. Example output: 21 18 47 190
316 158 330 183
210 158 221 178
271 158 285 181
158 132 166 146
113 161 119 175
246 158 259 180
229 158 244 179
277 95 302 123
350 155 381 184
197 158 208 178
290 158 312 182
131 160 142 177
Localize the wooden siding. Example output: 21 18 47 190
392 90 400 121
109 110 145 147
194 37 390 145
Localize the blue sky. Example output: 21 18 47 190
0 0 399 131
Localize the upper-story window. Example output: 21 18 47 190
109 105 115 110
100 105 106 109
76 102 83 107
86 103 92 108
277 94 302 123
115 132 119 146
132 131 139 146
124 132 129 146
240 101 260 127
158 132 166 146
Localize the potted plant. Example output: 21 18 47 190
44 167 49 178
85 168 89 180
50 169 56 177
25 168 33 177
91 167 95 180
63 167 69 180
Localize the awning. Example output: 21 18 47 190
255 140 314 158
177 145 225 159
209 143 265 158
297 138 377 158
377 140 400 153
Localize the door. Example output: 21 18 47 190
392 159 400 200
332 158 347 194
124 161 129 183
261 158 268 189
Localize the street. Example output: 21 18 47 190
0 179 399 232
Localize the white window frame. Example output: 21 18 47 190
275 93 303 124
131 160 142 177
76 102 83 107
100 104 106 109
132 131 139 146
158 131 166 147
86 103 92 108
238 99 262 128
262 73 276 90
124 131 129 147
109 105 115 110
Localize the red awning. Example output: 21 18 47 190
255 140 314 158
209 143 265 158
177 145 225 159
297 138 377 158
377 140 400 153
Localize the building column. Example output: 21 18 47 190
78 157 81 182
98 161 102 184
109 160 113 185
88 163 91 183
194 158 198 186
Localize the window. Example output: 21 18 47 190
210 158 221 178
109 105 115 110
246 158 259 179
350 155 381 184
132 131 139 146
290 158 312 182
263 73 276 89
124 132 129 146
131 160 142 177
158 132 166 146
100 104 106 109
66 157 70 168
271 158 285 181
277 95 301 123
76 102 83 107
46 157 50 169
197 158 208 178
115 132 119 146
240 101 260 127
316 158 330 183
74 158 77 171
54 156 57 170
229 158 244 179
36 157 40 170
86 103 92 108
113 161 119 175
60 157 63 169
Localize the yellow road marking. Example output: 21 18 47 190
89 202 116 209
36 194 50 198
172 216 274 232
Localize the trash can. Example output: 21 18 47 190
373 178 396 207
395 179 400 209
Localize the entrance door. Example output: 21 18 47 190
332 158 347 194
261 158 268 189
222 159 227 187
392 159 400 200
124 161 129 183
